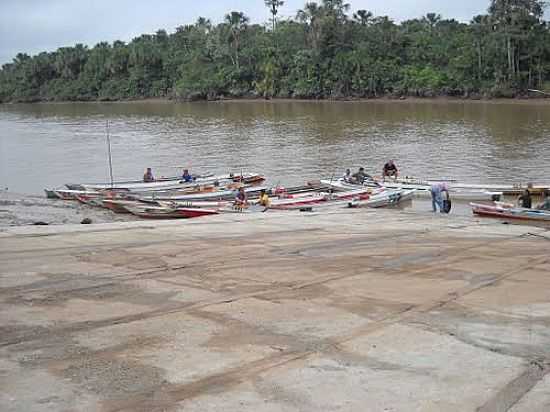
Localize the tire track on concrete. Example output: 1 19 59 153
0 268 368 348
98 254 550 411
477 360 550 412
2 231 544 347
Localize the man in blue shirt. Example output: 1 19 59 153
430 183 450 213
181 169 194 183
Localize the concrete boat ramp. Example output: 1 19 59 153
1 209 549 411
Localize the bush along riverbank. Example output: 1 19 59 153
1 0 550 103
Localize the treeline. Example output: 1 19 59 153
1 0 549 103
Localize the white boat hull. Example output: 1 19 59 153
322 179 501 201
349 189 416 208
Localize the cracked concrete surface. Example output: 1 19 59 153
1 209 549 411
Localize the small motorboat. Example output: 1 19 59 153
124 204 185 219
348 189 416 208
176 208 220 218
471 202 550 222
321 178 501 201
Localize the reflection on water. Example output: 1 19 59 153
1 100 549 194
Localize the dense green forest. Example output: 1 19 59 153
1 0 549 103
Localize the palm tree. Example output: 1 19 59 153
224 11 249 69
265 0 284 31
353 10 373 26
422 13 442 31
321 0 350 21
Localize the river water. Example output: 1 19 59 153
1 100 549 225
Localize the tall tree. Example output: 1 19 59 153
353 9 373 26
488 0 547 83
265 0 284 31
224 11 250 69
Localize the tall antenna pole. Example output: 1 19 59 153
106 120 114 189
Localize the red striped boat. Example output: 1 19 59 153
471 203 550 223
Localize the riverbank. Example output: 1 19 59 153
3 94 550 106
0 191 140 227
1 209 550 411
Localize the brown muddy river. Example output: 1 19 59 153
1 100 549 225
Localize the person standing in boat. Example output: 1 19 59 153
234 186 248 209
143 168 154 182
351 167 370 184
382 160 399 180
181 169 194 183
517 189 532 209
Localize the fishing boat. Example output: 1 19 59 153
124 204 185 219
176 208 220 218
321 178 502 201
138 186 268 202
470 202 550 222
269 188 381 210
65 172 219 191
65 175 185 190
72 172 265 192
349 189 416 208
44 189 61 199
75 194 107 207
376 176 550 196
52 189 103 201
220 204 268 214
102 199 145 213
157 200 229 210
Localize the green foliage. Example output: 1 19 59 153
1 0 549 103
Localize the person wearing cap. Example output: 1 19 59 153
143 168 154 182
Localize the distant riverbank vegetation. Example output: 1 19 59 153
1 0 549 103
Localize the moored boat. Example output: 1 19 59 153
176 208 220 218
376 176 550 196
102 199 143 213
157 200 229 209
269 187 382 210
75 194 106 207
322 178 502 201
220 204 268 214
124 204 185 219
138 185 268 202
471 202 550 222
53 189 103 201
44 189 60 199
74 172 265 192
349 189 416 208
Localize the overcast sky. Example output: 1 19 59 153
1 0 489 65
